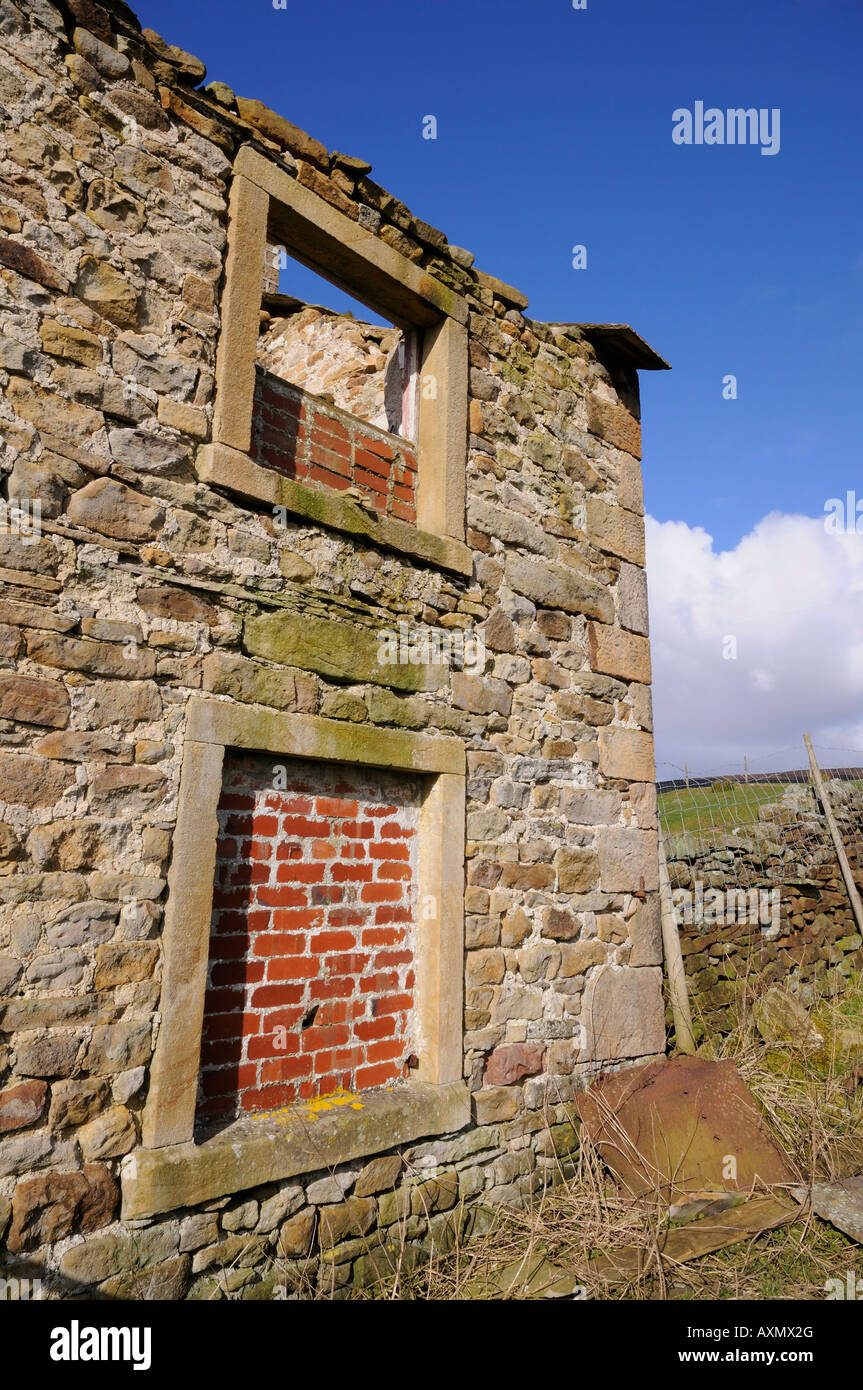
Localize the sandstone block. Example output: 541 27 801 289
74 254 138 327
6 1162 117 1252
598 827 659 893
26 630 155 680
7 378 102 446
49 1078 110 1130
0 751 74 807
452 672 512 716
505 553 614 622
597 726 655 782
473 1086 519 1124
0 1079 47 1133
72 26 130 79
555 846 599 893
83 679 161 728
157 397 209 439
559 940 608 976
319 1196 376 1247
586 498 645 566
629 896 662 967
66 478 165 542
483 1043 545 1087
14 1032 81 1078
630 780 657 829
60 1222 179 1285
40 319 102 367
0 534 59 575
277 1209 316 1258
586 393 642 459
617 562 649 635
467 498 553 555
617 455 644 514
587 622 651 683
0 673 70 728
561 788 621 824
85 1020 151 1075
202 651 316 713
580 966 666 1060
354 1154 403 1198
94 941 159 989
244 611 446 693
79 1104 137 1160
235 100 327 165
466 949 506 985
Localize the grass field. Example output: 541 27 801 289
657 782 789 839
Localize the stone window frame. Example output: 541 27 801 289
125 697 468 1219
195 143 472 577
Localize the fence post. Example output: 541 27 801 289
658 828 696 1054
804 734 863 938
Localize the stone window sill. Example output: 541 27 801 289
196 442 473 577
122 1080 470 1219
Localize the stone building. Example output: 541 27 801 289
0 0 669 1297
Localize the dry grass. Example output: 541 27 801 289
359 972 863 1301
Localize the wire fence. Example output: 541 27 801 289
655 741 863 1040
656 741 863 897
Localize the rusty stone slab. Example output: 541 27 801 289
575 1055 795 1203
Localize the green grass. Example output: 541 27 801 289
657 782 788 840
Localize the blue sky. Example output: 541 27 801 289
140 0 862 549
138 0 863 772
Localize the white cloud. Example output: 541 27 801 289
645 511 863 778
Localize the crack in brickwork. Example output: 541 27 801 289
198 752 422 1123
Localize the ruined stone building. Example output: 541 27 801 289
0 0 670 1296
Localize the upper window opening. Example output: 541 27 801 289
260 240 419 442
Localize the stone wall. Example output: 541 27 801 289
664 783 863 1043
257 305 405 434
0 0 667 1298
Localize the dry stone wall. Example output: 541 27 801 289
0 0 666 1297
665 783 863 1042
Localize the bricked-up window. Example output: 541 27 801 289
252 367 419 527
198 752 423 1125
255 256 421 524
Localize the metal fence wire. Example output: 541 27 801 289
657 745 863 896
654 743 863 1045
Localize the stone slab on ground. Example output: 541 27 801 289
464 1248 584 1299
575 1055 795 1202
792 1176 863 1244
590 1194 800 1283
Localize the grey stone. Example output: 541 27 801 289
618 562 649 636
598 828 659 894
15 1032 81 1078
256 1186 304 1232
580 966 666 1061
505 554 613 622
306 1172 355 1205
